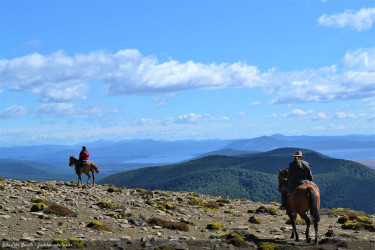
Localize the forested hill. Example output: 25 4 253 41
98 147 375 214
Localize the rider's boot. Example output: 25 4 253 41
280 190 288 210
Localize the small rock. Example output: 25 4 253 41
168 236 178 241
0 215 11 220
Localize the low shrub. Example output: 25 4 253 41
249 216 261 224
96 201 114 209
286 217 306 225
147 217 189 232
30 203 48 212
44 204 77 217
205 201 219 209
189 198 206 206
37 190 46 195
226 232 248 248
258 242 283 250
206 222 226 232
31 198 47 204
86 221 113 233
68 238 86 248
224 210 235 215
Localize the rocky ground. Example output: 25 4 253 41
0 178 374 249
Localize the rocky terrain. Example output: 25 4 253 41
0 177 374 249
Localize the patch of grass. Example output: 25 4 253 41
86 221 113 233
107 186 121 193
147 217 189 232
177 197 184 202
68 238 86 248
157 205 166 212
30 203 48 212
269 202 281 207
44 204 77 217
341 220 364 230
189 198 207 206
338 215 350 224
258 241 283 250
286 217 306 225
164 203 174 210
96 201 114 209
27 183 34 187
226 232 248 248
209 233 222 239
52 238 70 249
31 198 47 203
37 190 46 195
224 210 235 215
201 207 219 213
256 205 278 215
216 196 230 204
249 216 261 224
206 222 226 232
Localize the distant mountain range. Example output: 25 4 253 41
97 147 375 214
0 134 374 181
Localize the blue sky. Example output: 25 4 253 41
1 0 375 146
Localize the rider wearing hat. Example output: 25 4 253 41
280 151 314 210
78 146 89 169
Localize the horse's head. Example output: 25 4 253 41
278 168 288 192
69 155 76 167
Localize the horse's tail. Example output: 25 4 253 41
307 187 320 222
91 163 100 173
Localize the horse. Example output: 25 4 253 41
278 168 320 244
69 156 100 186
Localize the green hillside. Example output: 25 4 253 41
98 147 375 214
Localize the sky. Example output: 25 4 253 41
0 0 375 146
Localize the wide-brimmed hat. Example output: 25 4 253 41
292 151 304 158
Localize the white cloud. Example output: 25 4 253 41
249 101 261 106
313 112 329 120
37 103 119 119
313 123 347 131
317 7 375 31
0 105 29 119
135 113 230 126
1 48 375 106
281 109 314 117
333 112 358 119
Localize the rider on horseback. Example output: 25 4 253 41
280 151 316 210
78 146 89 169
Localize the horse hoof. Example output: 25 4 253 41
306 238 311 243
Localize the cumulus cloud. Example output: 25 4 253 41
249 101 261 106
281 109 314 117
1 48 374 105
135 113 229 126
37 103 119 119
317 7 375 31
0 105 29 119
313 112 329 120
333 112 358 119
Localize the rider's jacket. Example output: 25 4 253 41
287 159 313 193
79 150 89 161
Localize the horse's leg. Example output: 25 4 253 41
313 220 319 245
78 174 83 186
86 172 91 185
92 170 95 186
300 212 311 243
288 212 299 241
